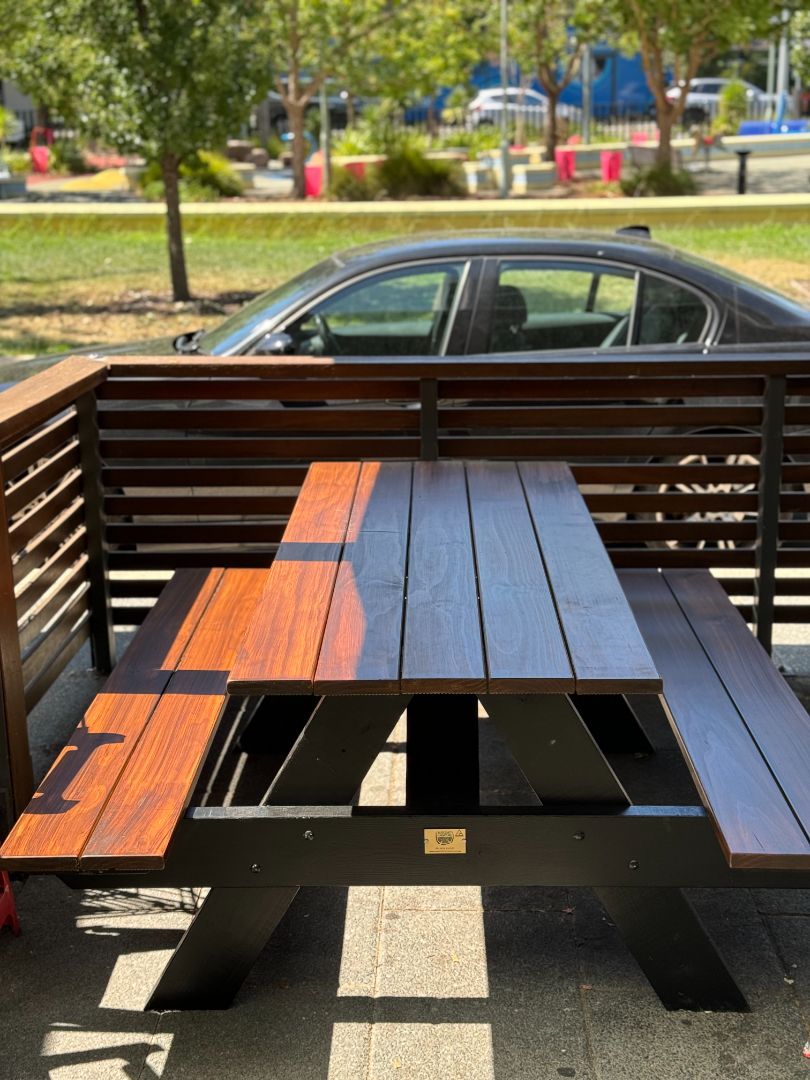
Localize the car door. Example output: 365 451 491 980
271 259 477 357
469 258 714 355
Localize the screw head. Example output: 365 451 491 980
303 829 314 841
573 831 585 841
250 863 262 874
629 859 640 871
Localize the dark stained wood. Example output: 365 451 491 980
97 406 419 432
100 436 420 460
572 464 760 484
98 377 417 401
104 494 297 516
19 566 90 653
227 461 361 695
2 411 78 483
103 465 308 488
0 357 106 451
519 461 661 694
9 474 83 552
439 377 764 400
23 618 91 713
401 461 486 694
81 569 267 870
106 522 286 545
466 461 573 693
0 569 223 870
14 530 87 608
12 503 85 587
441 434 761 458
663 568 810 859
314 461 411 694
621 569 810 870
5 441 81 517
442 405 762 429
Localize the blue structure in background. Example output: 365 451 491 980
405 47 657 123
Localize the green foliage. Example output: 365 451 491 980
790 12 810 87
620 163 698 197
376 147 466 198
712 80 749 135
332 108 429 156
437 126 502 159
329 165 379 200
49 140 90 175
1 149 30 175
0 105 17 145
140 151 244 201
266 133 285 160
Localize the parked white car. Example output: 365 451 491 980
467 87 580 130
665 78 774 124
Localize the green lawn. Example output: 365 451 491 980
1 215 808 360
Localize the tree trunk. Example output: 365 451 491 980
545 93 559 160
656 105 675 167
427 98 437 138
346 95 356 127
288 101 308 199
161 151 190 302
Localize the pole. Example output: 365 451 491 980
775 8 790 121
319 80 332 195
582 44 592 145
499 0 510 198
766 39 776 119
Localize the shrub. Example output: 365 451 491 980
266 132 285 160
329 165 379 200
50 140 90 175
2 149 31 175
139 150 244 201
376 147 466 198
620 162 697 197
712 80 750 136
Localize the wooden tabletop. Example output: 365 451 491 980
227 460 662 697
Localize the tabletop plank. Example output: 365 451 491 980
401 461 486 693
314 462 412 694
519 461 661 694
227 461 361 694
81 569 266 869
663 568 810 845
621 569 810 868
466 461 574 693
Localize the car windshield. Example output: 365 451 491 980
202 255 342 353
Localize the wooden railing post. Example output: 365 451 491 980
76 391 116 674
0 460 33 824
754 374 786 653
419 378 438 461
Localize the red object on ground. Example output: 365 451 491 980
304 163 323 197
0 871 20 935
566 134 582 145
29 126 53 173
600 149 623 182
554 146 576 181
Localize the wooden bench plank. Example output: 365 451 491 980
80 569 267 870
466 461 574 693
621 569 810 870
0 569 223 871
519 461 661 694
401 461 486 693
227 461 361 695
314 462 412 695
663 568 810 854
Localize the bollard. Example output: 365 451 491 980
735 150 751 195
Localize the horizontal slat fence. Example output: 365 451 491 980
1 350 810 827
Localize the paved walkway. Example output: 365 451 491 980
3 624 810 1079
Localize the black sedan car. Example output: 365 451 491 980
155 229 810 362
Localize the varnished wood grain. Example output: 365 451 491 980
81 569 266 870
227 461 361 695
664 568 810 858
0 569 223 871
622 569 810 870
0 357 105 451
466 462 573 693
314 462 411 694
519 461 661 694
401 461 486 693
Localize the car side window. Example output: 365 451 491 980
487 261 636 352
637 274 710 345
281 263 466 356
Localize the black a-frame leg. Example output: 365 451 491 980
481 694 746 1011
147 695 408 1011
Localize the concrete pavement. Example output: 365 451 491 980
2 629 810 1079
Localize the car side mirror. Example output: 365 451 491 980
253 331 295 356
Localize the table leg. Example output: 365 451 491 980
481 694 746 1011
147 695 407 1010
572 694 655 755
236 695 318 755
406 695 479 811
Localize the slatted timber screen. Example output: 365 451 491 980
96 354 810 631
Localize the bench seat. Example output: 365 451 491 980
621 568 810 871
0 567 265 873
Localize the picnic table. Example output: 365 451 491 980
7 457 810 1012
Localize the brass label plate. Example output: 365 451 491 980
424 828 467 855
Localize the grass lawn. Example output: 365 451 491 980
1 214 809 361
